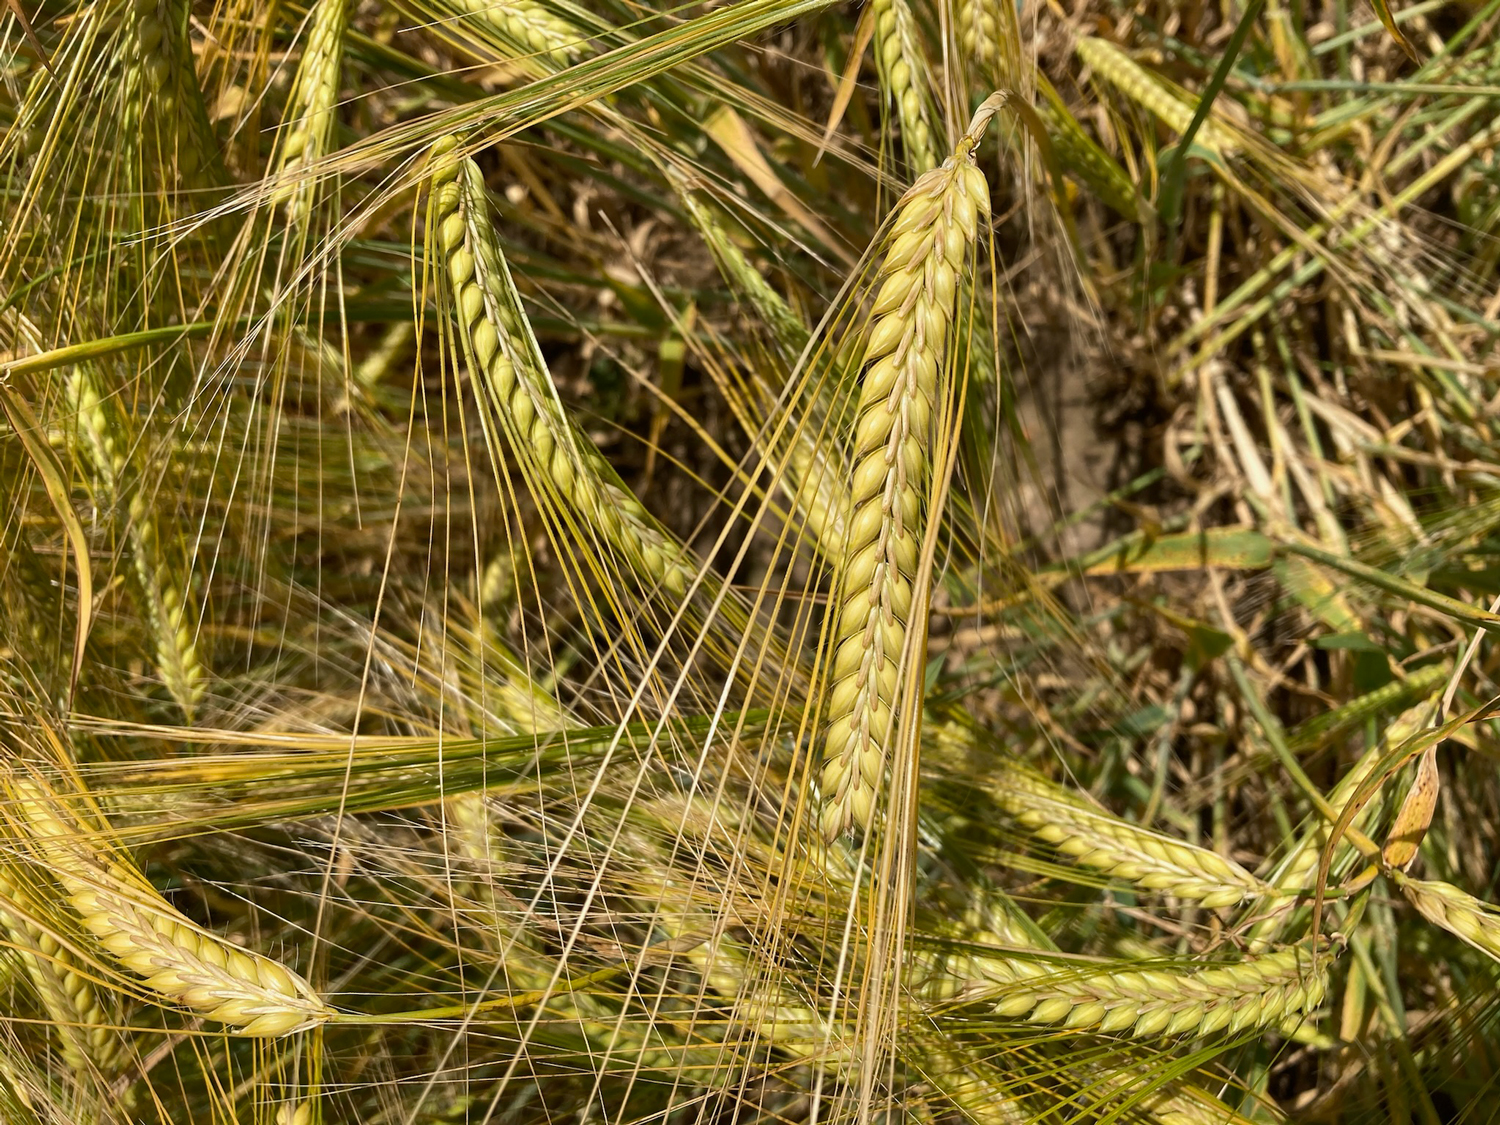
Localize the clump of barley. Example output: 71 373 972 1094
993 760 1270 907
428 138 698 600
819 127 991 839
67 369 206 721
957 944 1327 1039
872 0 938 174
1393 872 1500 965
273 0 348 223
448 0 581 69
9 780 332 1036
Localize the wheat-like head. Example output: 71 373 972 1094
819 140 991 840
1074 37 1238 157
994 760 1270 907
0 871 121 1073
449 0 581 68
125 0 226 188
956 944 1327 1039
9 780 331 1036
273 0 348 223
675 180 810 365
872 0 938 175
429 138 698 599
1394 872 1500 965
67 370 206 721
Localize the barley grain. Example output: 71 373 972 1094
428 138 697 599
9 780 331 1036
819 132 990 839
994 761 1270 907
872 0 938 174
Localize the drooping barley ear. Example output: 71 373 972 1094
1393 872 1500 965
8 779 332 1036
0 870 122 1074
819 121 992 840
447 0 581 69
872 0 939 175
993 760 1270 907
1074 37 1238 158
427 138 698 600
125 0 228 190
67 370 206 721
272 0 348 224
956 943 1327 1039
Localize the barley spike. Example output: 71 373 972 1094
67 370 206 721
125 0 227 188
449 0 580 68
428 138 698 599
1075 37 1238 157
0 870 121 1073
872 0 938 174
994 760 1270 907
1394 872 1500 965
956 944 1327 1039
273 0 348 223
9 780 332 1036
819 130 990 839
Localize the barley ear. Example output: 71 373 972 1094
959 943 1328 1039
959 0 1023 94
1394 872 1500 964
872 0 939 174
67 369 206 721
273 0 348 224
1074 37 1238 158
0 870 123 1074
126 0 228 189
993 759 1270 907
819 119 992 839
448 0 581 69
428 137 697 600
674 178 810 364
7 779 332 1036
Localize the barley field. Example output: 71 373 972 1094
3 0 1500 1122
